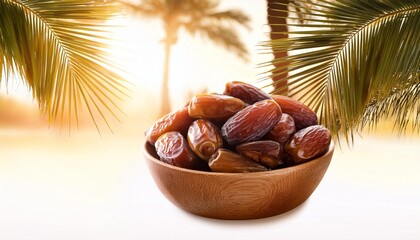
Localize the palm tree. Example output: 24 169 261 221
266 0 315 93
265 0 420 143
0 0 127 131
122 0 250 116
267 0 289 94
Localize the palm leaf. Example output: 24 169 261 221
263 0 420 143
206 10 251 27
186 23 249 60
120 0 162 18
183 7 250 61
122 0 250 60
0 0 127 131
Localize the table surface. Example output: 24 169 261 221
1 129 419 240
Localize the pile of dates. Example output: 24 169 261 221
146 81 331 173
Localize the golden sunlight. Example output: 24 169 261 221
0 75 34 103
108 1 272 118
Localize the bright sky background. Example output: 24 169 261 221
112 0 272 116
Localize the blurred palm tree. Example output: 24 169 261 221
122 0 250 116
265 0 420 143
0 0 127 131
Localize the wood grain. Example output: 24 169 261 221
144 141 334 220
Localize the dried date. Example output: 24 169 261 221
187 119 223 160
265 113 296 146
236 140 284 169
188 94 245 122
146 106 194 145
285 125 331 164
224 81 271 104
221 99 282 146
155 131 205 170
208 148 268 173
271 95 318 130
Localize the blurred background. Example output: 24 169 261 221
0 1 419 239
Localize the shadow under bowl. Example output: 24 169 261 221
144 141 334 220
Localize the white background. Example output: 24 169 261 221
1 131 419 240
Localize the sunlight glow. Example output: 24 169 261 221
0 74 35 104
107 1 272 116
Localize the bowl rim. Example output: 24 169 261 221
144 140 334 176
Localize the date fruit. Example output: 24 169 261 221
188 94 245 121
271 95 318 130
155 131 204 170
265 113 296 146
221 99 282 146
224 81 271 104
187 119 223 161
236 140 284 169
147 81 332 172
208 148 268 173
285 125 331 164
146 106 194 145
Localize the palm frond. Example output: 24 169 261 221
363 73 420 134
182 6 250 61
0 54 3 81
288 0 314 24
0 0 127 131
187 23 248 61
206 10 251 29
263 0 420 142
120 0 161 18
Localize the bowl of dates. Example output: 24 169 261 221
143 81 334 220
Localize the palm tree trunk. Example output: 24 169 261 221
267 0 289 95
160 41 172 117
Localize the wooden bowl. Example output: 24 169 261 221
144 141 334 220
